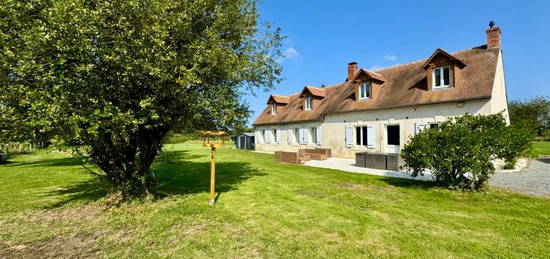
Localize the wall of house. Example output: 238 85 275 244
254 121 323 153
255 99 494 158
490 50 510 124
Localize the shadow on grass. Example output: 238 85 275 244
380 176 436 190
40 149 264 207
154 150 266 196
2 156 82 168
45 178 110 209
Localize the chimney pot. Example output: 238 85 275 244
486 23 501 48
347 62 358 81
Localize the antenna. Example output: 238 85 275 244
489 21 495 28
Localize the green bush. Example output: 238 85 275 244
402 114 533 191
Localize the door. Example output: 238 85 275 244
385 124 400 153
239 136 246 150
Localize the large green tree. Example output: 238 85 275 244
0 0 282 197
508 96 550 136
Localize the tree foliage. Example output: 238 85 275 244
0 0 283 197
508 96 550 136
401 114 533 191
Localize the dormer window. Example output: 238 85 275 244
359 82 371 100
304 96 313 110
271 103 277 115
432 66 451 89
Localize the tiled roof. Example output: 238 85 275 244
253 46 500 126
300 86 326 98
267 95 290 104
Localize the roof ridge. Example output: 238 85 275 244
369 46 484 72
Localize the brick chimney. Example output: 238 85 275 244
347 62 358 81
486 22 501 48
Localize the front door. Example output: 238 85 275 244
385 125 400 153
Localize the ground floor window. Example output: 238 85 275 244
387 125 400 145
430 123 439 129
295 128 300 144
273 129 279 144
355 126 368 146
355 126 375 147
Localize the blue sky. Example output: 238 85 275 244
244 0 550 126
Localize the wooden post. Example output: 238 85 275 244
209 146 216 206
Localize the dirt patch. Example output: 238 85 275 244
1 231 108 258
0 202 133 258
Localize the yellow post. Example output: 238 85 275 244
209 146 216 206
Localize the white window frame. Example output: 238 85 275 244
310 127 317 145
359 82 370 100
432 66 452 89
271 103 277 115
304 96 313 111
294 128 300 144
355 125 375 147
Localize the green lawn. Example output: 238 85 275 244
533 141 550 156
0 144 549 258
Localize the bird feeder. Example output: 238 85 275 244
201 131 226 206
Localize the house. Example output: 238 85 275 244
234 132 255 150
253 24 509 158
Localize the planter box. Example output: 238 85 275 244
386 154 405 171
0 153 7 164
355 152 403 171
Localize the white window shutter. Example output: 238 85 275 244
255 131 260 144
266 130 271 144
367 126 376 147
316 126 321 145
303 128 309 144
345 126 353 148
287 129 292 144
276 129 281 144
415 123 427 135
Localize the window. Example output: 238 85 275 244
271 103 277 115
432 66 451 88
310 127 321 145
304 96 313 110
298 127 308 145
294 128 300 144
262 129 267 143
430 123 439 129
387 125 400 145
355 126 375 147
311 127 317 144
359 82 371 100
273 129 279 144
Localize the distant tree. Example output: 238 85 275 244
0 0 283 197
508 96 550 136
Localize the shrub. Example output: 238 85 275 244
496 124 534 169
402 114 533 191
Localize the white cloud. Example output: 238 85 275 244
280 47 300 61
367 65 383 71
384 54 397 61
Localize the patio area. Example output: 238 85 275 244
304 157 436 181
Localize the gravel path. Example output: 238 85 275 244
490 158 550 198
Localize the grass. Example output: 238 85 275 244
533 141 550 156
0 144 549 258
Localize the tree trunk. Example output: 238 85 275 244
89 127 168 198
